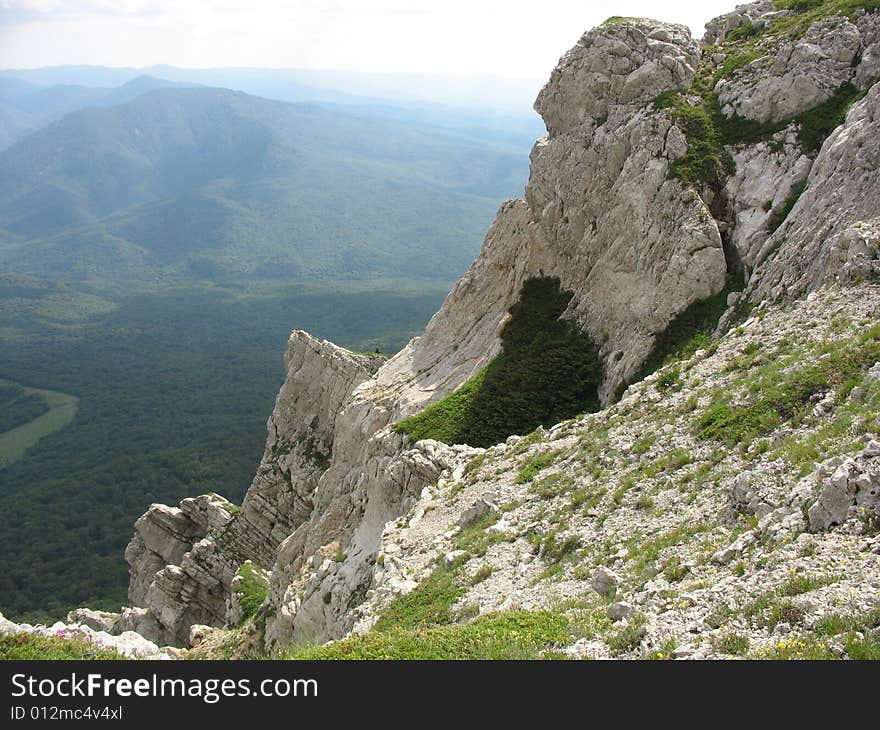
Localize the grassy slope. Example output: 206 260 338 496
286 289 880 661
0 633 126 660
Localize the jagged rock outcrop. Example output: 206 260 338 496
67 2 880 656
526 20 727 401
263 439 478 645
747 83 880 300
120 332 387 646
716 15 864 122
705 1 880 295
808 441 880 531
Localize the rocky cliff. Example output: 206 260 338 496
6 1 879 659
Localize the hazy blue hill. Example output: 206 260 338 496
1 65 543 116
10 83 107 116
0 75 192 151
0 81 109 151
0 76 44 100
92 75 198 107
0 86 531 282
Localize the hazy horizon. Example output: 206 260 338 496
2 1 738 79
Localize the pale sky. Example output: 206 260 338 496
0 0 738 78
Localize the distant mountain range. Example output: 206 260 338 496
0 74 197 150
0 84 535 283
1 65 543 115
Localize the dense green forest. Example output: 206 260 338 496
0 384 49 432
0 279 450 621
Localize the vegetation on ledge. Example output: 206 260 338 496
656 0 876 190
394 277 603 448
654 90 733 189
280 610 571 660
235 563 269 625
0 632 126 660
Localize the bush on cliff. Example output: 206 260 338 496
393 277 603 448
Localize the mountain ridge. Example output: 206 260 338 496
0 85 532 283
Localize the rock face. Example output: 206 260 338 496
747 83 880 301
707 2 880 294
527 20 727 401
67 2 880 655
716 16 864 123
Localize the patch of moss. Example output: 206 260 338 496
394 277 603 448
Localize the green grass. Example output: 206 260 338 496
656 366 682 391
717 632 750 656
605 612 647 654
278 610 571 660
777 573 838 596
696 327 880 445
814 608 880 636
391 367 489 445
235 563 269 624
531 471 575 499
0 632 126 660
394 277 603 448
625 522 710 581
453 514 514 558
469 565 494 585
373 563 467 633
539 530 582 564
516 450 559 484
741 574 840 629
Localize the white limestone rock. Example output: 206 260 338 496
716 16 861 124
747 85 880 301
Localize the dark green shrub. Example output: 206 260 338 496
394 277 603 447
